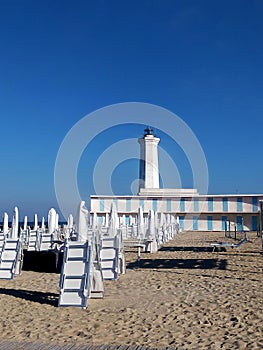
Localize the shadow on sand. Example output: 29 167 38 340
127 258 227 270
0 288 58 306
159 246 227 253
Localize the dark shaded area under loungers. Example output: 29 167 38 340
22 250 64 273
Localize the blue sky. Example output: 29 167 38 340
0 0 263 220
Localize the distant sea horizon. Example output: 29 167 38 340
0 221 67 229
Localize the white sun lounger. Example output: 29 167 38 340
27 230 40 251
89 234 104 298
0 238 23 279
210 237 248 252
58 240 92 308
100 237 119 280
39 232 53 251
0 232 5 257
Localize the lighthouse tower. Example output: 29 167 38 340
138 127 160 192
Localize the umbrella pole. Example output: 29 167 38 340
137 245 141 267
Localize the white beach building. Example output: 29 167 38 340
90 128 263 232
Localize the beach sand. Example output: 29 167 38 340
0 231 262 349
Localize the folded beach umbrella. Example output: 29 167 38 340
170 215 177 237
3 212 9 235
67 214 74 229
146 209 155 240
48 208 57 234
166 213 171 226
159 212 165 228
33 213 38 231
11 206 19 239
137 206 145 239
122 214 126 226
41 217 45 230
76 200 89 242
159 212 168 243
145 209 158 252
154 210 159 230
23 215 28 231
105 212 109 227
55 213 59 230
109 202 118 236
92 212 98 230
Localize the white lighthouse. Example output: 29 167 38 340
138 127 160 192
90 127 263 233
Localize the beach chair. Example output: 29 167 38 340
0 238 23 279
19 228 29 247
0 232 5 258
89 233 104 298
58 240 92 308
210 236 248 252
90 265 104 298
100 236 119 280
119 225 130 240
39 231 53 251
27 229 40 251
116 230 126 275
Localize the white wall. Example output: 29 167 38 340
90 195 262 231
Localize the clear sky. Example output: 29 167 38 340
0 0 262 220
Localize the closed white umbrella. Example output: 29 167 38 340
154 211 159 232
67 214 74 229
158 212 164 243
166 213 171 226
48 208 56 234
55 213 59 230
11 206 19 239
146 210 155 240
3 212 9 235
64 214 73 239
33 214 38 231
136 206 145 261
122 214 126 226
137 206 145 239
76 200 89 242
161 212 168 242
41 217 45 230
170 215 175 237
109 202 118 236
145 209 158 253
105 212 109 227
23 215 28 231
92 212 97 230
159 212 165 228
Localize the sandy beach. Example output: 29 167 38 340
0 231 262 350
